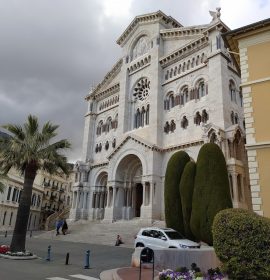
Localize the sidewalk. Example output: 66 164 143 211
100 267 159 280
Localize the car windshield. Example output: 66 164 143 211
165 231 184 240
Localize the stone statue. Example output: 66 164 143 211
209 7 221 22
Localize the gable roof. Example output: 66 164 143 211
116 10 182 46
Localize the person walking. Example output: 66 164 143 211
56 219 64 236
62 219 68 235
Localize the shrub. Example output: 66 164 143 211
164 151 190 234
213 208 270 280
190 143 232 245
180 161 196 240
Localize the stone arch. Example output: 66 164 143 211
129 33 151 61
113 154 144 218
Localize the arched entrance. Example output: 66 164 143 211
93 171 108 220
114 154 143 220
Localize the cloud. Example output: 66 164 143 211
0 0 269 162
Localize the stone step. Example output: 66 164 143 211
37 219 166 248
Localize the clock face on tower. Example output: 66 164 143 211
133 78 150 101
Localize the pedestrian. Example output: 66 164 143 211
115 234 124 246
62 219 68 235
56 218 64 236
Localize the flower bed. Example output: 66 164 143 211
0 244 36 259
159 264 226 280
0 245 10 254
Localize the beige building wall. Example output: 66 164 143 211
235 26 270 217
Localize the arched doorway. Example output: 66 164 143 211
114 154 143 220
93 171 108 220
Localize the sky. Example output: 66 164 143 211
0 0 269 162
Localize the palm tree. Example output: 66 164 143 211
0 115 71 252
0 174 6 193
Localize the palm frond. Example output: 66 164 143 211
1 125 25 141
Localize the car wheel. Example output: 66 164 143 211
136 243 144 247
169 246 177 248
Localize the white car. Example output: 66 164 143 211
134 227 200 249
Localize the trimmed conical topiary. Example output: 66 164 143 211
164 151 190 234
190 143 232 245
179 161 196 240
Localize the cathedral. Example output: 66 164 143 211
70 10 251 223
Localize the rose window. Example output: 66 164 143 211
133 78 150 101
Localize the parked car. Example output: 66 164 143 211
134 227 200 249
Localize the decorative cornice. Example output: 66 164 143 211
117 11 182 46
128 55 151 75
90 161 109 170
94 83 120 101
107 134 203 160
160 25 208 39
159 36 209 68
85 59 123 100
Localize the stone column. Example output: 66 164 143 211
112 187 116 207
142 183 146 206
149 182 153 205
232 173 239 203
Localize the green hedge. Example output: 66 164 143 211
164 151 190 234
213 208 270 280
179 161 196 240
190 143 232 245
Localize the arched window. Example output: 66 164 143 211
114 114 118 129
135 109 141 128
180 87 189 106
194 112 202 125
141 107 146 127
170 120 176 132
146 105 150 125
235 113 239 124
229 81 236 102
2 211 7 225
9 212 13 226
181 116 188 129
196 55 200 66
132 36 150 60
231 111 235 124
202 110 208 123
12 188 17 202
98 143 102 152
210 132 217 143
105 141 109 150
7 186 12 200
112 138 116 148
178 64 181 74
96 121 103 136
95 144 99 153
198 81 205 98
169 94 175 109
164 122 170 133
106 117 112 132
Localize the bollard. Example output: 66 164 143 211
30 230 32 238
4 231 7 238
84 250 90 269
46 245 51 261
65 253 69 265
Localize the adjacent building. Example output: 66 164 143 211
70 9 252 223
224 18 270 217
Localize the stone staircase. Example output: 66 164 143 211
37 219 166 248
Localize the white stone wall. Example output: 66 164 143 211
73 12 250 223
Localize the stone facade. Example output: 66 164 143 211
70 10 251 223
